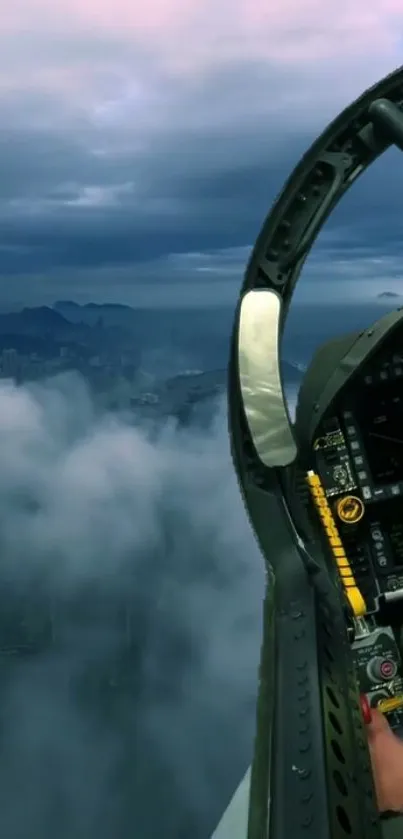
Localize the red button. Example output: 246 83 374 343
360 693 372 725
380 660 395 679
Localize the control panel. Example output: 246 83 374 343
310 369 403 611
353 618 403 734
306 327 403 729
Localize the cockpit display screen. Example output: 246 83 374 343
358 380 403 484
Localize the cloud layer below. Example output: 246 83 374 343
0 372 264 838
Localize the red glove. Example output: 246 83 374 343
366 706 403 812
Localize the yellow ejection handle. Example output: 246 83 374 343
306 471 367 617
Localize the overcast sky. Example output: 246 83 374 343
1 1 403 307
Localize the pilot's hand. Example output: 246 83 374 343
367 707 403 813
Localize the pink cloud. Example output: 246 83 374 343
1 0 403 136
3 0 402 58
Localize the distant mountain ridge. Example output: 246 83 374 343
377 291 401 299
0 303 307 391
54 300 132 315
0 302 308 370
0 306 71 335
53 300 136 328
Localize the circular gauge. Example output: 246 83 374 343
335 495 365 525
333 465 348 486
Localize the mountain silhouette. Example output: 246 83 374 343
0 306 71 336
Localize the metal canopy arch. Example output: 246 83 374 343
230 68 403 475
227 66 403 839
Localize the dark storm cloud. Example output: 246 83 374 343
1 122 402 281
0 4 403 302
0 67 314 273
1 118 403 302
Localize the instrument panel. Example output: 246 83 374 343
308 327 403 729
311 336 403 610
